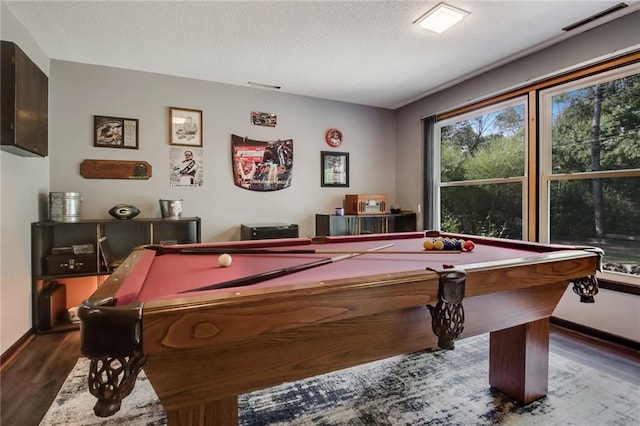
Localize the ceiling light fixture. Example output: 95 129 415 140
414 3 468 34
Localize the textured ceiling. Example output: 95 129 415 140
5 1 640 109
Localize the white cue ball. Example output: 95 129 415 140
218 253 233 267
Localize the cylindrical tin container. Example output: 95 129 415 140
49 192 81 222
159 199 183 219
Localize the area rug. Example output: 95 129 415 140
40 334 639 425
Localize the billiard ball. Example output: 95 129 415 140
218 253 233 267
463 240 475 251
423 239 434 250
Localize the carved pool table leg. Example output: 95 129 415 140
489 318 550 405
87 353 146 417
165 396 238 426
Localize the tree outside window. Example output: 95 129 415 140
430 63 639 282
541 65 640 280
435 99 527 240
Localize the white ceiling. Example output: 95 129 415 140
5 1 640 109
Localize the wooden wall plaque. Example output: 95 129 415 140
80 160 152 179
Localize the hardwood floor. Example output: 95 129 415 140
1 330 81 426
1 325 638 426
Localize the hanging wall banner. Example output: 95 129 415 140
231 134 293 191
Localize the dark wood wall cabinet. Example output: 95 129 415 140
315 213 417 236
1 40 48 157
31 217 201 333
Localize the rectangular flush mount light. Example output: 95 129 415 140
414 3 468 33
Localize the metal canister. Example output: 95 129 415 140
49 192 81 222
159 199 183 219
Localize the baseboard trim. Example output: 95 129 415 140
598 279 640 295
550 317 640 351
0 329 35 372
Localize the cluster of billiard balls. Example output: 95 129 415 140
423 237 475 252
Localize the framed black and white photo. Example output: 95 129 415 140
170 107 203 146
94 115 139 149
170 147 204 187
321 151 349 187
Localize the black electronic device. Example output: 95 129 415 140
240 223 299 240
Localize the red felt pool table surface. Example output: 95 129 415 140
80 231 601 426
116 232 580 304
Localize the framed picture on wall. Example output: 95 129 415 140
251 111 277 127
94 115 139 149
321 151 349 187
169 107 203 146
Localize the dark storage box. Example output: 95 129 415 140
37 282 66 330
46 253 97 274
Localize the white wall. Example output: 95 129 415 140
395 11 640 342
1 2 50 354
49 61 396 242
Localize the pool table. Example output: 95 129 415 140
79 231 601 425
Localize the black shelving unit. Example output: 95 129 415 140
31 217 201 333
315 213 417 236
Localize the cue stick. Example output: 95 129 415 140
178 243 394 293
152 246 461 255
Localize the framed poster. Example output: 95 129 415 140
169 107 203 146
94 115 139 149
321 151 349 187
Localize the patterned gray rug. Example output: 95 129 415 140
40 334 638 426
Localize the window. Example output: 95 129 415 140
540 63 640 283
432 97 528 239
427 54 640 284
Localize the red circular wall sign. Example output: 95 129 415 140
325 128 343 147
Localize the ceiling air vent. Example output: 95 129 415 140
562 2 628 31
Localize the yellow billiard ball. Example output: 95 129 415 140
423 239 434 250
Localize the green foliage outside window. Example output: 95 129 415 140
550 74 640 240
437 69 639 276
440 105 525 239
